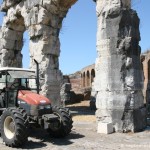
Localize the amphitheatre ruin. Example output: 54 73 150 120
0 0 149 134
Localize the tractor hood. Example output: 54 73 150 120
18 90 51 105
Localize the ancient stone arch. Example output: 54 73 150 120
0 0 146 132
81 64 95 89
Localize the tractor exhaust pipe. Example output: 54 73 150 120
34 59 40 94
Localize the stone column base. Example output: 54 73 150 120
96 107 146 133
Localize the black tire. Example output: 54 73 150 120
48 106 73 138
0 108 29 147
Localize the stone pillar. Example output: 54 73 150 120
95 0 146 132
0 1 26 67
0 15 24 67
25 1 77 105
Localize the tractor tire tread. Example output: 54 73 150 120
47 106 73 138
0 107 29 147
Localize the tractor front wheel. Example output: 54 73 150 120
47 106 73 138
0 108 29 147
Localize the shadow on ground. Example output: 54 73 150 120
67 105 95 116
21 128 85 149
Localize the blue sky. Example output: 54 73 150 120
0 0 150 75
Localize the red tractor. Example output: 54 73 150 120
0 60 73 147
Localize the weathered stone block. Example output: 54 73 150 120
0 38 15 50
24 0 42 10
38 7 50 25
30 7 39 25
1 0 22 11
133 107 147 132
28 24 53 38
9 24 25 34
29 38 60 56
1 27 23 41
96 106 146 133
61 83 71 92
97 122 114 134
43 3 58 14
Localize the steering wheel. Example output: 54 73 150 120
10 82 27 90
9 82 19 89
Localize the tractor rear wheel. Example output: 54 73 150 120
48 106 73 138
0 108 29 147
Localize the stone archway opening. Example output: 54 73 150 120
82 72 85 88
91 69 95 84
59 1 97 110
59 0 96 75
86 71 90 87
22 31 30 68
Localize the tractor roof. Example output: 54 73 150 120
0 67 35 72
0 67 36 78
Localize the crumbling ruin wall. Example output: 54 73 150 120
69 71 82 94
0 0 77 105
95 0 146 132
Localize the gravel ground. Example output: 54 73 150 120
1 100 150 150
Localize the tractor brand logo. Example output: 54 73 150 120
40 100 47 104
18 101 26 104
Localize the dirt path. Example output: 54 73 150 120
66 100 96 122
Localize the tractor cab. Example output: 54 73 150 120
0 68 37 108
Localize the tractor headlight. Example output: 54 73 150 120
45 105 51 109
39 105 51 110
39 105 45 109
38 104 52 116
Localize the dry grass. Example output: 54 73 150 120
72 115 96 122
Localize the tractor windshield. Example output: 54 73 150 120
0 70 37 90
7 70 37 90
